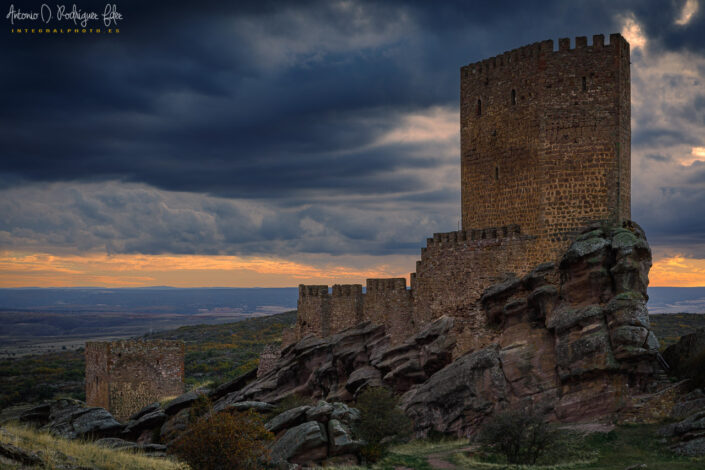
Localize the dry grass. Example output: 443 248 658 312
0 423 189 470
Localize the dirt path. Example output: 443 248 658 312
425 445 476 469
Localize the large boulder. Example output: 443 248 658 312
663 328 705 373
265 405 310 433
327 419 362 455
164 391 203 415
269 421 328 466
36 400 123 440
660 403 705 456
401 346 508 436
122 409 167 437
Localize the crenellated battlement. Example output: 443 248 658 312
425 225 522 248
299 284 329 297
461 34 628 75
366 278 407 293
332 284 363 296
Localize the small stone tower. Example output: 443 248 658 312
85 339 185 421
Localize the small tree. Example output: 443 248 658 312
170 410 273 470
355 387 412 463
477 408 557 465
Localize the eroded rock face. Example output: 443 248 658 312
214 316 456 409
479 222 662 424
17 399 124 440
266 400 363 467
211 222 664 437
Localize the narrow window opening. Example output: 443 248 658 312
495 166 499 181
477 99 482 116
582 76 587 91
511 89 516 105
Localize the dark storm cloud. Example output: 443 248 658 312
1 0 704 258
0 0 630 195
0 182 456 256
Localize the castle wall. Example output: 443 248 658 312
85 340 185 421
364 278 413 344
85 342 110 411
460 34 630 264
331 284 364 333
297 285 330 337
412 226 541 354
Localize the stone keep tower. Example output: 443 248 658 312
289 34 633 354
460 33 630 263
85 340 185 421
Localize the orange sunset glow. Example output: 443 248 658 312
2 251 703 289
0 251 412 288
650 255 705 288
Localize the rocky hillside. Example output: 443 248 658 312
221 222 666 436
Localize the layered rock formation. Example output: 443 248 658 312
238 222 665 436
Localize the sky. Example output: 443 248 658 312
1 0 704 288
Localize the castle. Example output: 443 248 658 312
85 340 184 421
286 34 632 356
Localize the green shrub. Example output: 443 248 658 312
354 387 412 463
169 410 273 470
188 393 211 420
476 408 558 465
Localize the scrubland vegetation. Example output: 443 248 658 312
0 424 187 470
0 311 296 408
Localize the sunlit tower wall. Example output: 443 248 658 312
460 34 631 264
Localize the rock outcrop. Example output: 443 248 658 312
18 399 123 440
213 316 455 410
663 327 705 372
659 388 705 456
405 223 663 434
225 222 665 437
267 400 363 467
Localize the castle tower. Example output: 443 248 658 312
85 340 184 421
460 34 630 259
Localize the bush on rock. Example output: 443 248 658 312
354 387 411 463
170 410 273 470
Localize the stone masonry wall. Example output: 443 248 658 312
412 226 543 354
331 284 364 333
85 340 185 421
297 285 330 337
85 342 110 411
295 279 413 344
460 34 630 264
257 344 280 378
364 278 413 343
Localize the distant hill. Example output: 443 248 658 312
647 287 705 314
0 310 296 409
0 287 298 314
2 286 703 315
